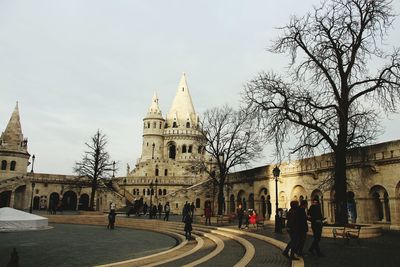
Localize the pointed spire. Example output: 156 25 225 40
1 102 25 150
145 91 163 119
167 73 197 127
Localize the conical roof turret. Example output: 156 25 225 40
145 92 163 119
167 73 198 128
0 102 27 152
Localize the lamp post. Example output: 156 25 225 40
29 181 36 213
30 154 35 173
112 161 115 178
149 180 154 219
123 178 127 197
155 178 158 203
273 166 282 233
29 154 36 213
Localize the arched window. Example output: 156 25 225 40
172 122 177 128
159 122 162 129
169 145 176 159
132 189 136 195
164 169 168 176
158 189 162 195
147 122 150 128
155 168 159 176
186 122 190 128
10 161 16 171
163 189 167 195
143 189 146 195
1 160 7 170
188 145 193 153
182 145 187 153
151 189 154 195
196 198 201 208
147 189 150 195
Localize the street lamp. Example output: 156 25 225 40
30 154 35 173
155 178 158 203
273 166 282 233
29 181 36 213
123 178 127 197
149 180 154 219
112 161 116 178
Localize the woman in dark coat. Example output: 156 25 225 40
184 215 193 240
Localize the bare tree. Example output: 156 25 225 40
244 0 400 224
195 105 263 215
74 130 114 210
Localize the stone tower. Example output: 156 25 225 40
0 103 30 180
141 92 165 161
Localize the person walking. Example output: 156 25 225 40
297 200 309 257
164 202 170 221
282 200 300 261
184 214 193 240
204 203 212 226
237 204 244 229
308 198 325 257
143 202 148 216
157 203 163 219
182 201 189 222
107 209 116 230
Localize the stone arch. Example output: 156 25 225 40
229 194 235 213
237 190 246 209
33 196 40 210
13 185 26 209
369 185 391 222
258 187 268 218
278 191 287 209
195 198 200 208
49 192 60 211
290 185 307 201
248 193 255 210
167 142 177 159
395 181 400 197
79 193 89 210
0 190 11 207
62 191 77 211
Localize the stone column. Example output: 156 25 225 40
389 197 400 229
355 198 369 224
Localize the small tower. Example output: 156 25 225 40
0 103 30 180
141 92 165 161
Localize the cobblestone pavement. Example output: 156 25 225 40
0 223 176 267
230 220 400 267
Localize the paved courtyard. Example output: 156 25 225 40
0 223 177 267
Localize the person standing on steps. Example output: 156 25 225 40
237 204 244 229
308 197 325 257
157 203 163 219
204 202 212 226
184 214 193 240
164 202 170 221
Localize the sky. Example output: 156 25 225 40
1 0 400 175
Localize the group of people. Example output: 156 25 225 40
236 204 258 229
283 198 325 260
126 199 171 221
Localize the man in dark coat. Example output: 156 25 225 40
184 215 193 240
308 198 325 256
282 200 300 260
237 204 244 229
297 200 309 256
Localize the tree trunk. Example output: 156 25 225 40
334 141 348 225
217 177 225 215
90 179 97 211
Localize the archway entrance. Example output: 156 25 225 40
13 185 26 209
62 191 77 211
33 196 40 210
49 192 60 212
248 193 255 210
0 191 11 207
369 185 391 222
79 194 90 210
